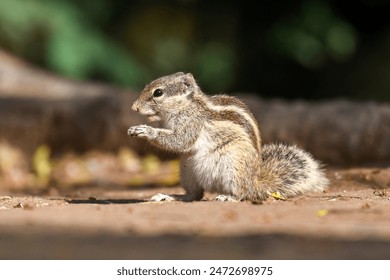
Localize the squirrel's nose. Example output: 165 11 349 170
131 102 139 112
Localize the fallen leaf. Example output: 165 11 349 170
118 147 141 173
158 174 179 186
316 209 329 217
32 145 52 183
142 154 161 175
270 191 286 200
128 175 145 186
361 203 371 209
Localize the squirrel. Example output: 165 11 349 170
127 72 329 202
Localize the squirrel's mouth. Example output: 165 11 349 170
136 107 161 122
146 114 161 122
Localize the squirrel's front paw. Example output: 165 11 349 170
127 125 154 138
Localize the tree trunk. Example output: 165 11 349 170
244 96 390 165
1 50 389 165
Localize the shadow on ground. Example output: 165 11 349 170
1 232 389 259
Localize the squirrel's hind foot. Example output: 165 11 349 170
214 195 240 202
150 193 177 202
150 193 202 202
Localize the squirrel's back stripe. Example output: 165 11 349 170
196 95 262 153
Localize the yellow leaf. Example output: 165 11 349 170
270 191 286 200
158 173 180 186
142 154 161 175
32 145 52 182
160 159 180 185
167 159 180 173
316 209 329 217
118 147 141 173
128 175 145 186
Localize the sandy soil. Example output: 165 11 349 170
0 167 389 259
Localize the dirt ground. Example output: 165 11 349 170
0 167 389 260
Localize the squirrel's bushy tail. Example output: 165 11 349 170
258 143 329 198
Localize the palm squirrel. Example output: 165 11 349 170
128 72 328 202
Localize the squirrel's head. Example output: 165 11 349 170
131 72 200 122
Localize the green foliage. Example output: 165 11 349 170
0 0 237 92
0 0 146 87
194 43 235 92
268 1 357 68
0 0 388 100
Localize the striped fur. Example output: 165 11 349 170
129 72 329 202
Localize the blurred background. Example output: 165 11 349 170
0 0 389 101
0 0 389 192
1 0 389 260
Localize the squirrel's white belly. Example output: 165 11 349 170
187 128 239 194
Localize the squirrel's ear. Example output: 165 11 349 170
179 73 199 96
182 73 197 87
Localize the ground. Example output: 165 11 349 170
0 167 389 259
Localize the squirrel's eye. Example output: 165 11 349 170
153 89 164 97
